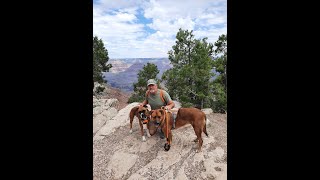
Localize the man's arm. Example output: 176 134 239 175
163 91 175 110
165 100 175 110
139 100 148 107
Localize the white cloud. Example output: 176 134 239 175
93 0 227 58
96 0 144 11
194 26 227 45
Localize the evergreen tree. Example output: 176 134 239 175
162 28 215 109
211 34 227 113
93 36 112 83
128 63 160 103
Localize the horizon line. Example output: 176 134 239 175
110 57 168 59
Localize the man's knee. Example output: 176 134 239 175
171 113 177 121
171 112 177 129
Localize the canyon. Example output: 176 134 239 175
103 58 172 92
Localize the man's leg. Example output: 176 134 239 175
171 112 177 129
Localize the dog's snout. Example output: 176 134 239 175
140 112 147 120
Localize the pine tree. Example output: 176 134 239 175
211 34 227 113
162 28 215 108
128 63 160 103
93 36 112 83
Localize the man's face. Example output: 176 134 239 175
148 84 158 94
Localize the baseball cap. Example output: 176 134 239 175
147 79 157 86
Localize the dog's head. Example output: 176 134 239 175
137 105 151 123
148 109 165 135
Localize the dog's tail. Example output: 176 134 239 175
203 115 209 137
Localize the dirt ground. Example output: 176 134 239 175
103 86 131 110
94 86 227 179
93 111 227 180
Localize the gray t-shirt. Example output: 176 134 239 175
146 89 172 110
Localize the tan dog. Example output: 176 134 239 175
129 105 151 141
148 107 208 152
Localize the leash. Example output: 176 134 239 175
161 106 171 145
167 110 170 141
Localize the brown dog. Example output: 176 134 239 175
129 105 151 141
148 107 208 152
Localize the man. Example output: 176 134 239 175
139 79 175 139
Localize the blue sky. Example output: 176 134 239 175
93 0 227 59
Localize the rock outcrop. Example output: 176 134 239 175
93 101 227 180
93 83 121 136
92 82 227 180
93 102 138 140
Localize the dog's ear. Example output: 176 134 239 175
159 109 164 115
131 106 139 113
150 110 154 115
144 109 150 115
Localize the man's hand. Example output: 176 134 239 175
140 100 147 107
165 101 175 111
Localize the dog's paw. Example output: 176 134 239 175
129 129 133 134
146 130 151 137
164 143 170 151
142 136 146 142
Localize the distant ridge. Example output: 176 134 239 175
104 58 172 93
104 58 219 93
